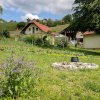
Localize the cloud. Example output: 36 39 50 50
21 13 39 21
0 1 4 8
1 0 74 15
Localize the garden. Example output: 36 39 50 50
0 38 100 100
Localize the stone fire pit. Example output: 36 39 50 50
52 62 99 70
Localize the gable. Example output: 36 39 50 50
21 21 50 34
25 24 42 34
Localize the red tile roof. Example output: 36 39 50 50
31 21 50 32
83 31 95 36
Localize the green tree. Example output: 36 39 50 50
0 5 3 14
0 6 3 33
62 14 72 24
47 19 54 27
17 22 26 29
71 0 100 33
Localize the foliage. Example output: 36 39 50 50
51 24 69 33
43 19 62 27
71 0 100 32
22 35 51 47
35 38 43 46
0 5 3 14
57 40 68 48
17 22 26 29
62 14 72 24
22 35 39 45
1 29 10 38
0 22 17 31
0 19 7 23
0 53 43 98
46 19 55 27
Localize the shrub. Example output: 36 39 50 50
22 35 35 44
57 40 68 48
35 38 43 46
1 29 10 38
17 22 26 30
22 35 51 47
0 53 43 99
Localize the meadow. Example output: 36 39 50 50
0 38 100 100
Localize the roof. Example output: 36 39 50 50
31 21 50 32
59 27 77 37
21 20 50 33
83 31 95 36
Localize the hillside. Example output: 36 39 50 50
51 24 69 33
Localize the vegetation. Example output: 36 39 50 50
1 29 10 38
0 5 3 14
21 34 51 47
0 38 100 99
17 22 26 30
0 21 17 32
51 24 69 33
40 19 63 27
0 2 100 99
71 0 100 32
62 14 72 24
0 52 43 99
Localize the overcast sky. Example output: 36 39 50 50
0 0 75 21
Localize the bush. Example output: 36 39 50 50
22 35 43 45
17 22 26 30
0 53 43 99
35 38 43 45
57 40 68 48
22 35 51 47
1 30 10 38
22 35 35 44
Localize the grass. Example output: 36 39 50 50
0 38 100 100
51 24 69 33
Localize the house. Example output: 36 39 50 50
21 20 50 34
83 31 100 48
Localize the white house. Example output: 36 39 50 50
21 20 50 34
83 31 100 49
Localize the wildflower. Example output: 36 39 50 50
12 67 21 73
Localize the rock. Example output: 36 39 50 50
52 62 99 70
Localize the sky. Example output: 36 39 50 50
0 0 75 22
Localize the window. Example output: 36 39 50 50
36 28 38 31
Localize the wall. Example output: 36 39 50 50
83 34 100 48
25 24 42 34
76 32 83 39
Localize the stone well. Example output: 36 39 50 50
52 62 99 70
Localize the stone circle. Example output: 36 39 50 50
52 62 99 70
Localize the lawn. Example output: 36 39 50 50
0 38 100 100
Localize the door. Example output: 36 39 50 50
33 27 35 34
